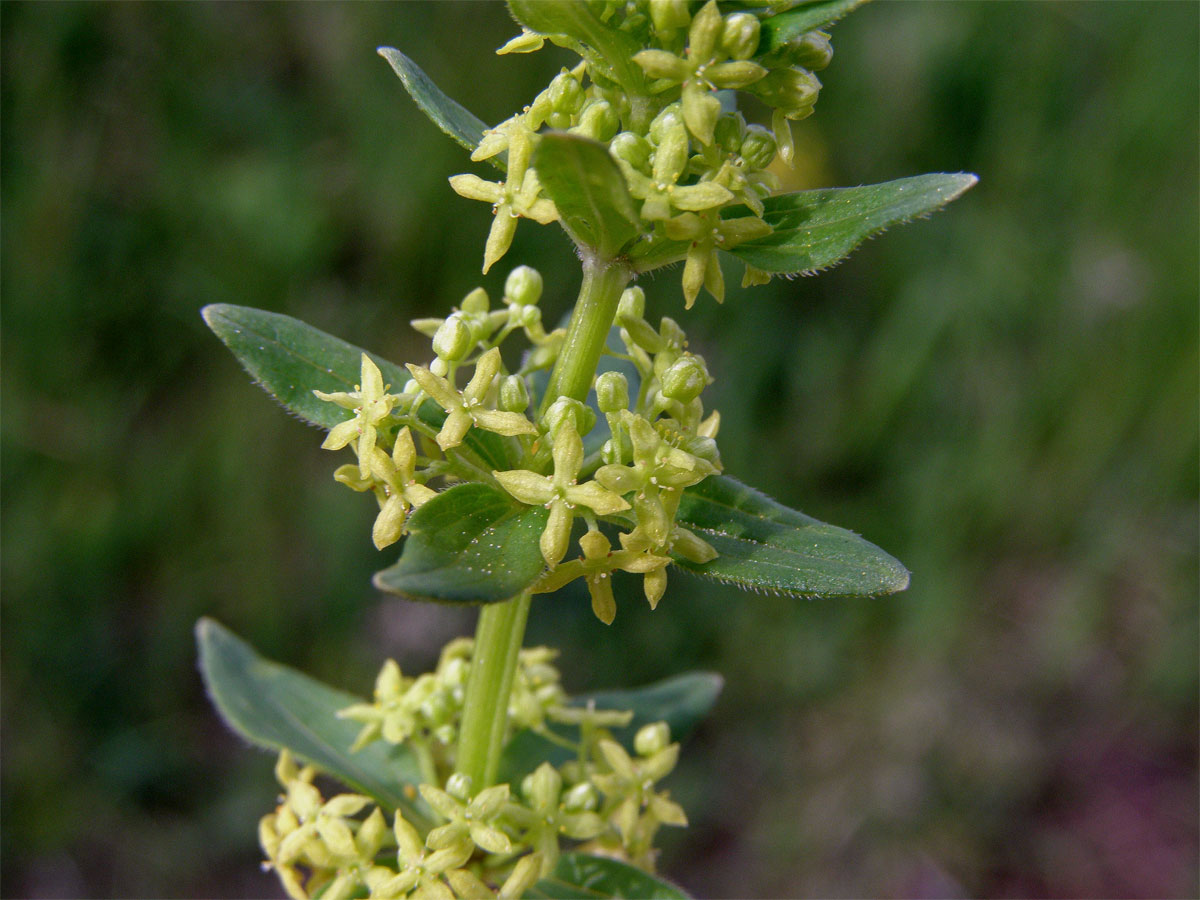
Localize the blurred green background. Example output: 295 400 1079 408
2 2 1196 897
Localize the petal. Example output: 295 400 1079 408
540 500 572 567
404 483 438 507
531 559 586 594
372 493 408 550
550 421 584 483
643 566 667 609
588 574 617 625
436 409 473 450
567 481 631 516
465 347 502 400
703 246 725 302
469 822 513 855
494 469 555 506
321 418 360 451
671 181 734 212
594 463 641 495
312 389 359 410
483 207 518 274
358 353 385 400
681 243 708 309
392 426 417 476
473 409 538 436
406 364 461 410
578 529 612 560
448 173 503 203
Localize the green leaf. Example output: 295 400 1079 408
757 0 871 57
507 1 646 97
726 173 978 275
675 475 910 598
373 483 549 604
195 618 424 817
533 133 641 261
499 671 723 782
376 47 502 171
201 303 514 471
528 853 690 899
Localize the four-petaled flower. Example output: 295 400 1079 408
334 426 438 550
449 128 558 273
664 210 773 306
494 421 630 567
314 353 399 478
407 347 537 451
534 530 670 624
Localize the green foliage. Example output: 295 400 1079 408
528 853 689 899
533 133 640 261
196 618 424 817
727 173 979 275
675 475 910 598
373 483 550 604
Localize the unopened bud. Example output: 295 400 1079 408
446 773 473 801
714 113 747 155
740 124 778 169
721 12 761 60
753 67 821 119
433 314 474 361
649 0 690 35
786 30 833 72
499 375 530 412
548 70 584 114
635 721 671 757
562 781 599 812
611 131 653 173
544 396 595 438
661 354 710 403
504 265 543 305
595 371 630 413
461 286 489 314
575 99 620 142
617 286 646 321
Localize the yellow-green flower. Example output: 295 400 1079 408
494 421 630 567
450 128 558 273
664 210 773 306
406 347 537 451
314 353 399 478
533 530 670 624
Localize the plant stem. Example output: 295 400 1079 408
456 258 629 792
455 590 532 790
540 257 632 412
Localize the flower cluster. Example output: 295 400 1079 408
259 650 687 899
457 0 835 304
316 265 720 624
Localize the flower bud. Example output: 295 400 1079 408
446 772 473 801
661 354 710 403
460 286 489 314
504 265 543 306
714 112 747 155
650 0 690 35
658 316 687 349
617 286 646 321
635 721 671 756
574 99 620 142
499 374 530 412
611 131 653 174
548 70 584 115
740 124 778 169
562 781 600 812
721 12 761 60
786 30 833 72
633 49 688 81
648 103 685 145
544 396 596 439
688 0 723 64
678 433 721 468
595 371 630 413
432 313 474 361
753 67 821 119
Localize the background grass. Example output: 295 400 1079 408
2 2 1196 897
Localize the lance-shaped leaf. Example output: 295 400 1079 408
374 482 549 604
674 475 910 598
533 132 641 261
527 853 690 899
499 671 723 782
201 304 515 471
757 0 871 59
196 618 425 819
377 47 503 172
726 173 978 275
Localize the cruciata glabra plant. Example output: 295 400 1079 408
197 1 976 896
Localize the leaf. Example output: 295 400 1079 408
726 173 978 275
195 618 424 818
377 47 502 171
757 0 871 58
499 672 723 782
528 853 690 899
674 475 910 598
533 133 641 261
201 303 515 471
373 483 549 604
507 1 646 97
